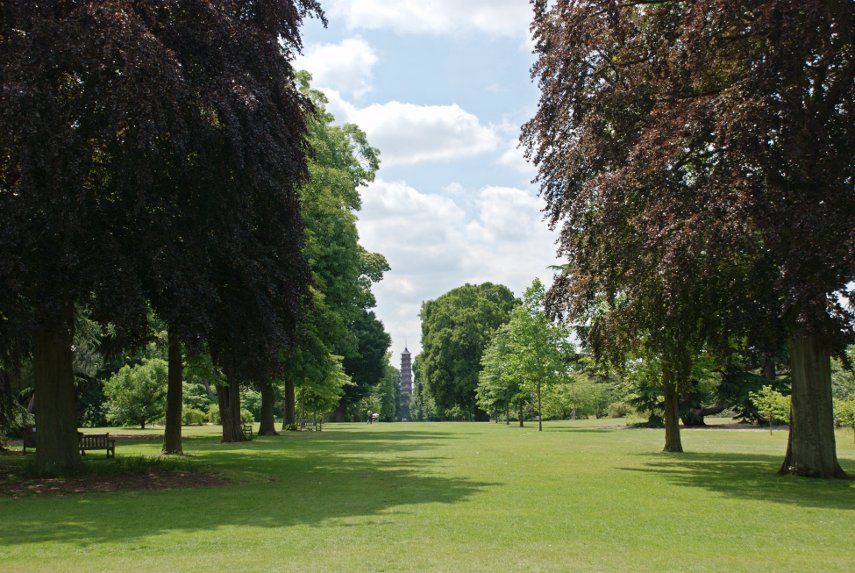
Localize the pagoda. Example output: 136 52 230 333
399 347 413 395
399 347 413 420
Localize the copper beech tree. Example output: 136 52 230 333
0 1 322 468
523 0 853 476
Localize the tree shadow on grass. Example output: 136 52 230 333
619 451 855 511
0 429 494 547
244 429 463 458
541 427 619 433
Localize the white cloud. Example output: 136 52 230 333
294 37 377 99
357 179 559 357
323 95 500 166
355 102 500 166
325 0 533 39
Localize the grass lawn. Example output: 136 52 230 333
1 420 853 572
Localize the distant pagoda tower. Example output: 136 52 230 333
400 347 413 395
399 347 413 420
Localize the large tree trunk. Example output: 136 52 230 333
258 381 278 436
537 381 543 432
33 306 81 470
162 329 184 455
281 379 296 430
217 377 244 442
518 401 524 427
779 331 846 478
662 380 683 453
333 397 347 422
762 356 776 381
680 405 707 427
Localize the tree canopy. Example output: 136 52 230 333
0 0 323 467
420 283 516 419
477 280 575 430
285 75 390 423
103 358 168 430
523 0 853 475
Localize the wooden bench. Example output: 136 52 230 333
79 433 116 459
299 417 323 431
241 423 253 441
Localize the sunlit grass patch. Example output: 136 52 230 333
1 420 852 572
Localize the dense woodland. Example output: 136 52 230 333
1 0 853 480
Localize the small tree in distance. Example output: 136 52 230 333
103 359 168 429
478 280 575 431
834 398 855 443
749 386 791 435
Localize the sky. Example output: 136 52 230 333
295 0 561 363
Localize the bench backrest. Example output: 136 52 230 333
80 433 111 448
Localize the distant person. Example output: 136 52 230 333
367 410 373 424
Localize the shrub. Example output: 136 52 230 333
239 388 262 422
207 404 221 424
607 401 629 418
205 405 253 424
182 407 207 426
834 398 855 443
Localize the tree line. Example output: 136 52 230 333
414 280 855 469
0 1 399 470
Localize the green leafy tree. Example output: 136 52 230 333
749 386 791 435
831 346 855 401
283 74 390 425
524 1 853 475
542 375 612 420
281 306 351 430
339 310 392 420
421 283 517 420
475 324 528 427
103 359 168 429
616 345 724 428
833 398 855 443
372 362 400 422
477 280 575 430
239 388 262 423
478 324 529 425
296 354 351 425
410 356 439 422
354 395 382 423
183 351 223 413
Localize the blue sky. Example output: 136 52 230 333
296 1 560 361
